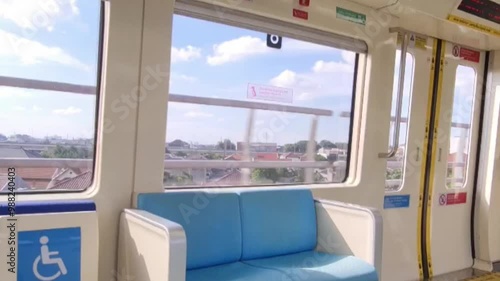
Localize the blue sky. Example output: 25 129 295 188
167 15 356 145
0 1 476 147
0 0 100 139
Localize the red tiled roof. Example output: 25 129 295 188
49 171 93 190
0 167 57 180
254 153 279 161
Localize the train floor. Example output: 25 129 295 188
428 268 500 281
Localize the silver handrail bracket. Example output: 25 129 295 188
379 31 410 159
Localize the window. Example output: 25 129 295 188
446 65 476 189
164 15 358 188
0 0 103 192
385 51 415 192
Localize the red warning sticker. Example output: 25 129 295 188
439 192 467 206
452 45 480 63
299 0 310 7
293 9 308 20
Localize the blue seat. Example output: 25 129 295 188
136 189 379 281
186 262 291 281
243 251 379 281
137 192 242 270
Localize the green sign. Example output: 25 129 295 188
336 7 366 25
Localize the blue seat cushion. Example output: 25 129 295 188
239 189 317 259
186 262 291 281
243 251 379 281
137 192 242 270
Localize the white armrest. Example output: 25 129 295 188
118 209 187 281
315 199 383 274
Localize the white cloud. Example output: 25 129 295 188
184 111 213 118
0 87 33 98
205 36 352 66
270 54 355 101
0 29 89 70
171 46 202 63
170 73 197 85
14 106 26 111
0 0 79 31
312 60 353 73
32 105 42 111
53 106 82 115
207 36 269 66
168 103 201 111
341 51 356 65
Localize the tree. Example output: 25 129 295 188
284 141 320 153
284 144 296 152
386 169 402 180
217 139 236 150
175 151 187 157
0 134 6 142
164 171 193 186
41 145 92 159
252 168 279 183
319 140 337 149
277 168 296 178
204 153 224 160
315 154 327 161
169 139 189 147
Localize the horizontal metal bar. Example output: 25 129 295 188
169 94 332 116
164 160 331 169
0 76 332 116
0 76 96 95
0 158 332 169
0 158 92 168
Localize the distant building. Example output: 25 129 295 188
317 147 347 161
280 152 305 162
236 142 277 153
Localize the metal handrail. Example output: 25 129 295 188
379 32 410 158
0 76 333 117
0 158 332 169
169 94 332 116
0 76 95 95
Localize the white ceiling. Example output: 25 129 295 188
347 0 500 50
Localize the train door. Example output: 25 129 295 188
382 34 435 281
424 41 485 277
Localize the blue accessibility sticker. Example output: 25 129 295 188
18 227 81 281
384 195 410 209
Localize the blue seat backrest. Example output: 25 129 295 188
137 192 242 270
238 189 317 260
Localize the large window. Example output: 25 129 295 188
446 65 476 189
385 51 415 192
164 15 358 188
0 0 102 192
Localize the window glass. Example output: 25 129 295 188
446 65 476 189
385 51 415 192
0 0 102 192
164 15 358 188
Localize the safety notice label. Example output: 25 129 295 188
247 83 293 103
452 45 481 63
439 192 467 206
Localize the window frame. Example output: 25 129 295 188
163 9 364 189
0 0 106 194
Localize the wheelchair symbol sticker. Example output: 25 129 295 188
18 228 81 281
